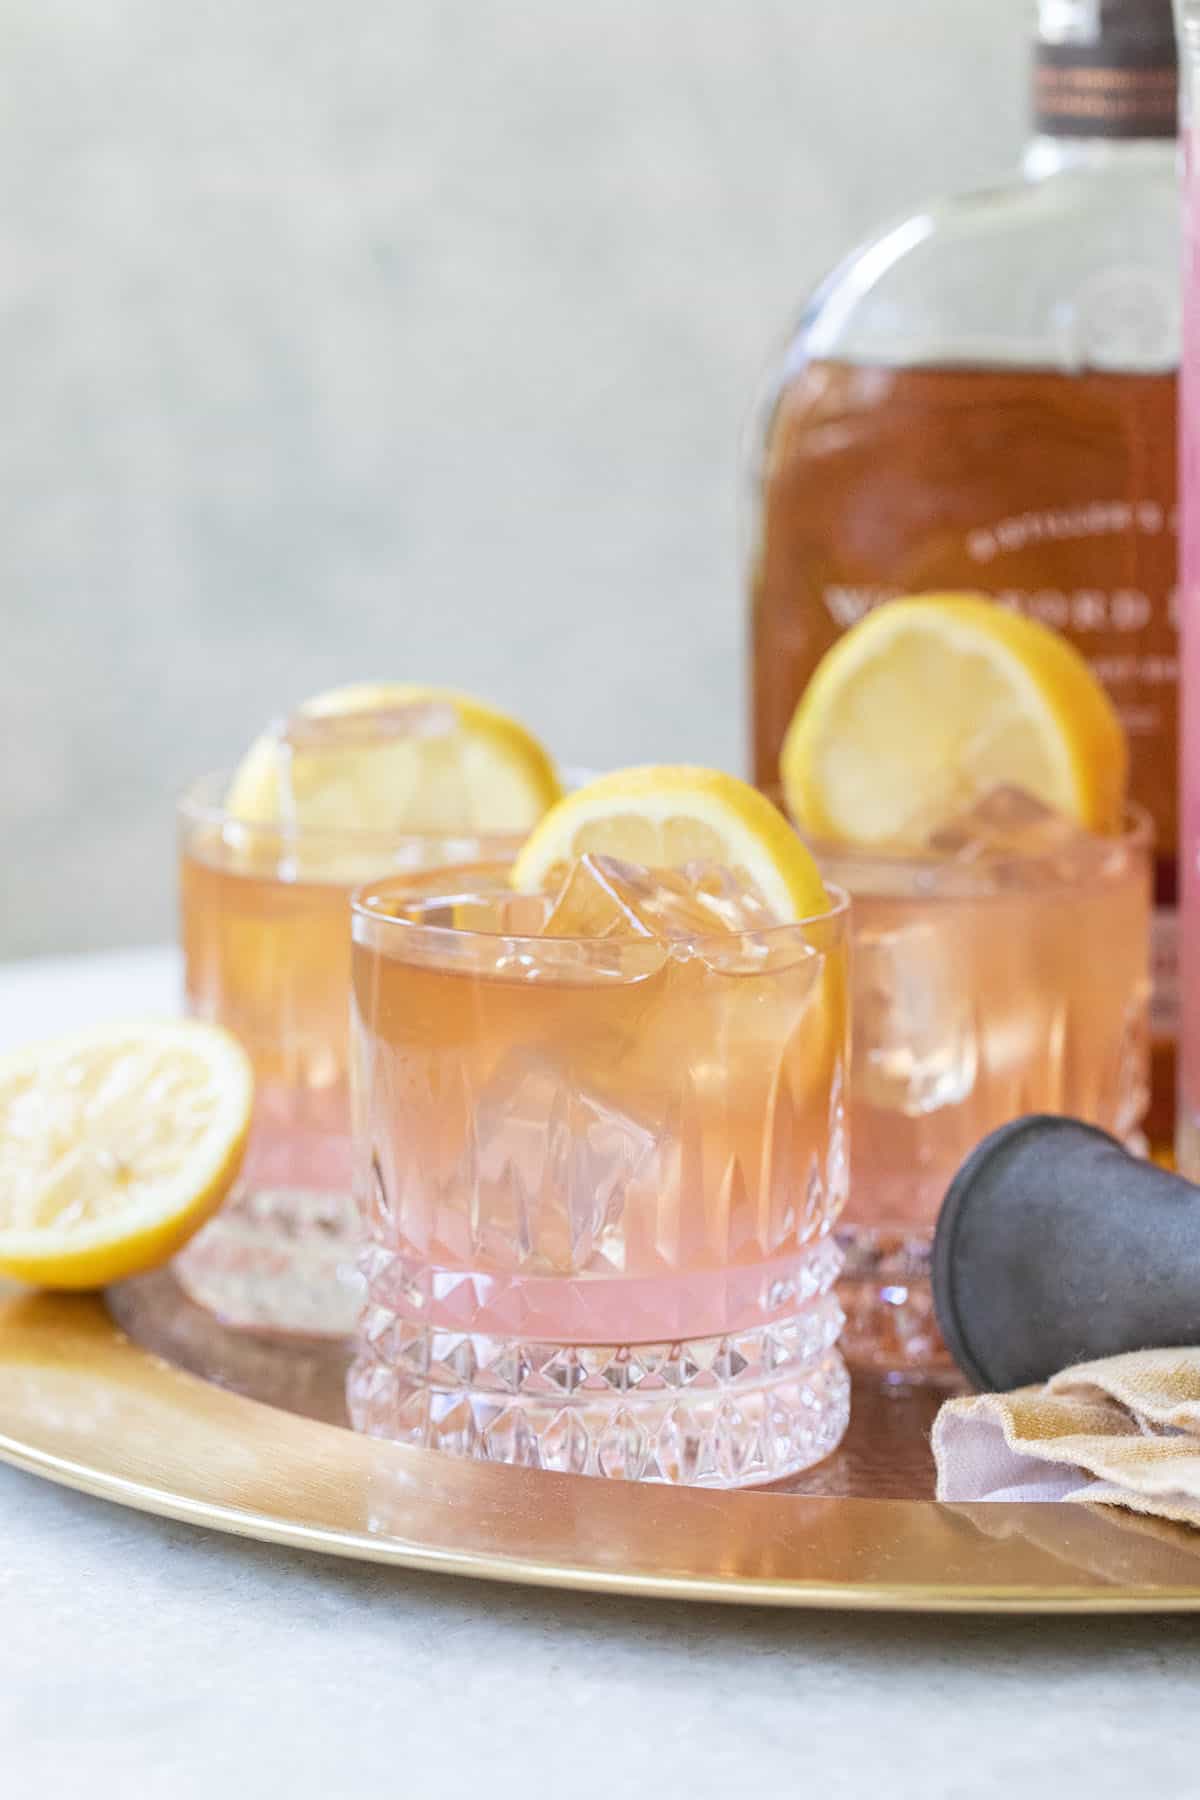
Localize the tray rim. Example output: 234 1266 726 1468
5 1290 1200 1614
13 1420 1200 1615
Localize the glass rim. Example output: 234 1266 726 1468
804 800 1154 886
351 864 852 953
177 769 532 854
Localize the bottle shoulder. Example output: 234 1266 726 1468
788 159 1180 374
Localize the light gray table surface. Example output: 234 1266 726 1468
3 947 1200 1799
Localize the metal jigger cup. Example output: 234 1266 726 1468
932 1116 1200 1391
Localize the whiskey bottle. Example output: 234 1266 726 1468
749 0 1180 1140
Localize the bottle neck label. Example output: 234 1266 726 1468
1035 39 1178 138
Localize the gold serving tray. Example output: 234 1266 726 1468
4 1273 1200 1613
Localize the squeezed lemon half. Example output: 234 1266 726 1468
780 594 1128 847
0 1020 253 1289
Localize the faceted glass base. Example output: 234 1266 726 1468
347 1290 850 1488
836 1227 956 1382
109 1266 954 1503
174 1185 363 1336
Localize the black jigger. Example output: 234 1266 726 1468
932 1116 1200 1391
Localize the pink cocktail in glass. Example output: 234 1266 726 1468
177 774 522 1335
818 798 1152 1371
348 859 851 1486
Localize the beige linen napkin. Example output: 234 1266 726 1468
932 1347 1200 1527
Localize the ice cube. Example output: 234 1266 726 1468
280 699 459 755
451 890 554 936
926 786 1111 891
544 854 778 942
392 880 549 936
543 855 656 939
607 860 745 939
927 786 1083 861
853 920 978 1117
271 697 471 835
465 1051 659 1271
677 862 780 932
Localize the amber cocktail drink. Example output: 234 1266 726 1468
348 856 850 1486
177 777 522 1334
173 690 561 1334
819 794 1152 1370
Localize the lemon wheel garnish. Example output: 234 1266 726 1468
780 594 1128 846
0 1020 253 1289
226 682 562 834
510 766 831 923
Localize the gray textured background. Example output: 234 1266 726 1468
2 0 1025 958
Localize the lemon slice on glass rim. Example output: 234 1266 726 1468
0 1020 253 1289
226 682 562 834
779 594 1128 848
510 766 831 923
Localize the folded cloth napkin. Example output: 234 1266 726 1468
932 1347 1200 1526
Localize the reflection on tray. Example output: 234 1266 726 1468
108 1268 948 1500
949 1500 1200 1592
109 1269 353 1429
